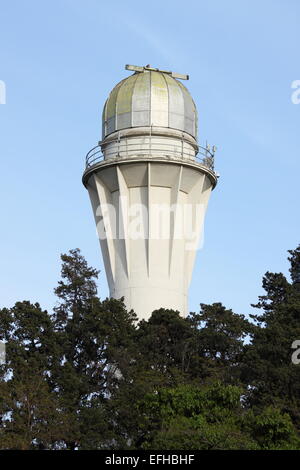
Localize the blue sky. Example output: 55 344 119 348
0 0 299 319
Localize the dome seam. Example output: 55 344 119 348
149 71 152 126
162 73 170 129
130 72 140 128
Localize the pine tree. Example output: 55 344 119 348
51 248 139 449
189 303 252 383
0 302 68 449
242 246 300 429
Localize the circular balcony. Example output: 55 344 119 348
85 138 216 172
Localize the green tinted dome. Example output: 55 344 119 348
102 70 198 139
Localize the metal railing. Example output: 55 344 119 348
85 138 216 171
85 145 104 168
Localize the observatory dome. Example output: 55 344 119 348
102 69 197 140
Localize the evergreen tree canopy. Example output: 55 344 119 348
0 244 299 449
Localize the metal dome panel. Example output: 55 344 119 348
132 71 150 127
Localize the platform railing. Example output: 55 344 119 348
85 138 216 171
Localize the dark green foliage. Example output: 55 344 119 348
138 382 300 450
51 249 138 449
187 303 252 383
0 245 299 449
288 245 300 286
0 302 70 449
245 407 300 450
241 246 300 429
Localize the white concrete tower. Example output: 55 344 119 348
83 65 218 320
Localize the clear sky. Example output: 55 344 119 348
0 0 299 319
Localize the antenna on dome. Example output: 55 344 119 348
125 64 189 80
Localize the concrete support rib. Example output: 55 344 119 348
87 174 115 291
185 174 212 288
116 166 130 279
147 162 151 278
169 165 182 277
94 174 116 286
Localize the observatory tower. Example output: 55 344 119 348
83 65 218 320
